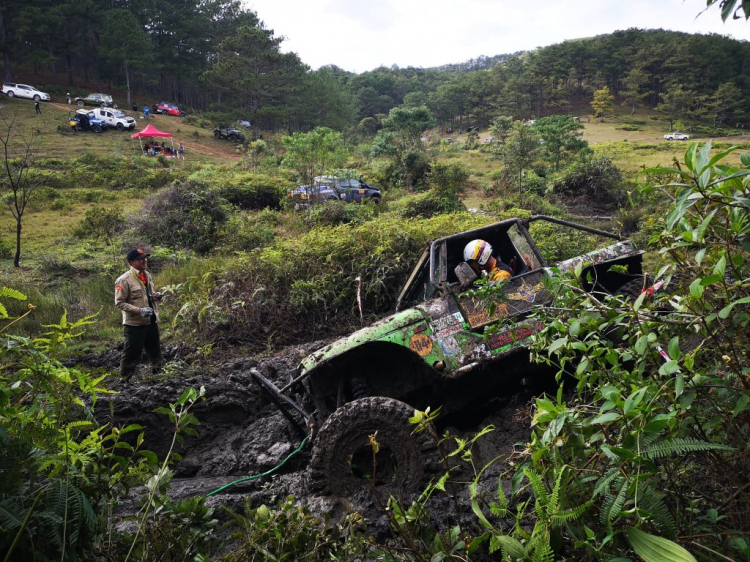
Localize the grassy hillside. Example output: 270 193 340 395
0 96 240 164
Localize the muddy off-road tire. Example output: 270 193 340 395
308 396 438 497
615 278 648 300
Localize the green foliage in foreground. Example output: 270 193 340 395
515 142 750 559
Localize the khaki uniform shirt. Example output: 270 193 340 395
115 267 160 326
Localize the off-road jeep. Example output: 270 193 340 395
252 216 645 496
213 125 245 142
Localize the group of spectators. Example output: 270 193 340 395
143 141 184 159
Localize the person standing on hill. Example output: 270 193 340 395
115 248 164 382
143 105 150 120
34 101 41 115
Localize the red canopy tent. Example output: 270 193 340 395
131 124 175 156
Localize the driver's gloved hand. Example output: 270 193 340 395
139 307 154 317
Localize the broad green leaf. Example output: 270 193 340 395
699 274 722 286
626 526 697 562
668 337 680 360
675 374 684 397
549 337 568 353
732 394 750 419
740 151 750 167
713 254 726 276
624 387 647 415
694 248 705 265
689 279 704 298
659 361 680 376
601 386 621 401
591 412 621 425
707 146 737 168
695 141 712 174
635 335 649 355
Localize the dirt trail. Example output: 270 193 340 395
99 342 536 532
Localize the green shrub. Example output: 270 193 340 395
175 213 492 350
303 200 379 227
74 206 126 243
224 209 280 251
552 156 626 211
187 168 292 209
398 191 466 218
132 181 231 254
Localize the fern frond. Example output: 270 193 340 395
548 466 567 515
642 438 733 459
593 468 621 497
530 532 555 562
0 500 25 531
0 287 27 301
637 483 678 539
599 476 628 528
551 502 590 526
524 468 548 506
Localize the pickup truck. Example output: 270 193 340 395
92 108 136 131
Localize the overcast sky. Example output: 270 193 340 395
243 0 749 73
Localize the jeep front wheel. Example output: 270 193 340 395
117 123 125 131
308 396 438 497
214 131 220 139
77 100 84 106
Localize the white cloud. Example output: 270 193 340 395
244 0 749 73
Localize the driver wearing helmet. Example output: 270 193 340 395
463 239 513 283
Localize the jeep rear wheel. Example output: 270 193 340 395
6 91 14 98
214 130 220 139
77 100 84 106
308 396 438 497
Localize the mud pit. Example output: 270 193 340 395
100 341 539 535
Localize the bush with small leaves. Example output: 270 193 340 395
132 181 231 254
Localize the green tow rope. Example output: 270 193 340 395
206 435 310 497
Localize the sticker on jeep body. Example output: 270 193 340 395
429 312 463 339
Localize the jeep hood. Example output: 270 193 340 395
299 308 424 373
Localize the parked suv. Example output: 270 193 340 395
289 175 382 206
664 132 690 141
93 108 136 131
75 93 113 107
213 125 245 142
253 216 646 497
2 82 50 101
152 102 186 117
72 109 108 133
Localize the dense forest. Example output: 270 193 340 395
2 0 749 131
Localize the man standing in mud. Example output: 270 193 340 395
115 248 164 382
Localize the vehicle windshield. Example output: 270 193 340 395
113 111 127 118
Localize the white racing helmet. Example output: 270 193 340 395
463 239 493 266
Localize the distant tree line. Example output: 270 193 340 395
1 1 749 133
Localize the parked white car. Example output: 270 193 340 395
2 82 50 101
664 132 690 141
93 108 136 131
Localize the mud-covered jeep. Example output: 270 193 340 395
252 216 644 496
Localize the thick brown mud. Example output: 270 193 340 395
97 341 538 535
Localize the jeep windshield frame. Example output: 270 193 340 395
429 218 545 291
